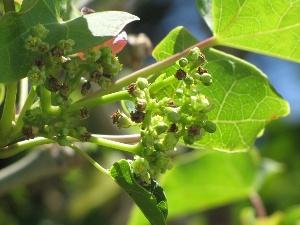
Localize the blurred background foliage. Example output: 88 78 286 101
0 0 300 224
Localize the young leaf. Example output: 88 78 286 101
110 159 168 225
0 0 139 83
153 27 290 152
128 150 258 224
198 0 300 62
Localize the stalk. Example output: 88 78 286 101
0 82 18 146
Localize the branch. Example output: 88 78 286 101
250 192 267 218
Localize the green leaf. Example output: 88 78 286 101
128 150 258 224
152 26 289 152
110 159 168 225
0 0 139 83
280 205 300 225
207 0 300 62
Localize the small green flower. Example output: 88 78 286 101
190 95 209 111
98 76 112 88
162 132 178 151
24 35 43 52
57 39 75 54
84 48 102 62
31 24 49 40
141 133 154 147
27 65 46 85
131 156 150 176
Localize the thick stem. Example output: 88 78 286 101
88 136 141 154
0 82 18 147
39 85 61 115
148 74 178 94
8 88 36 141
67 90 134 113
0 137 55 159
18 78 29 113
0 134 141 159
250 192 267 218
77 37 217 103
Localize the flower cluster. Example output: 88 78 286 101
22 24 123 145
80 44 123 94
112 47 216 184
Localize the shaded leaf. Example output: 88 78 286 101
152 26 289 152
196 0 213 31
110 159 167 225
0 0 139 83
212 0 300 62
128 150 258 224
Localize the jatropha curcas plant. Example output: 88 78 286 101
0 0 293 224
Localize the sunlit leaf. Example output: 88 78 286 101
198 0 300 62
110 159 167 225
128 150 258 224
153 27 289 152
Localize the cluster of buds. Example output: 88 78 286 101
22 24 91 144
22 105 91 145
112 47 216 184
80 44 123 94
24 24 77 87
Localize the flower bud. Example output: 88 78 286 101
184 75 194 85
60 127 69 136
204 121 217 133
141 133 153 147
177 57 189 67
154 122 168 135
201 73 212 86
167 110 181 123
81 81 91 96
162 132 178 151
57 136 69 146
183 134 195 145
187 47 200 61
136 77 149 90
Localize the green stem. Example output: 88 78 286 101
148 74 178 94
18 78 29 113
88 136 141 154
0 137 55 159
92 134 141 143
67 143 110 177
67 90 134 113
0 134 141 159
3 0 15 12
77 37 217 103
39 85 61 115
8 88 36 141
0 82 18 147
